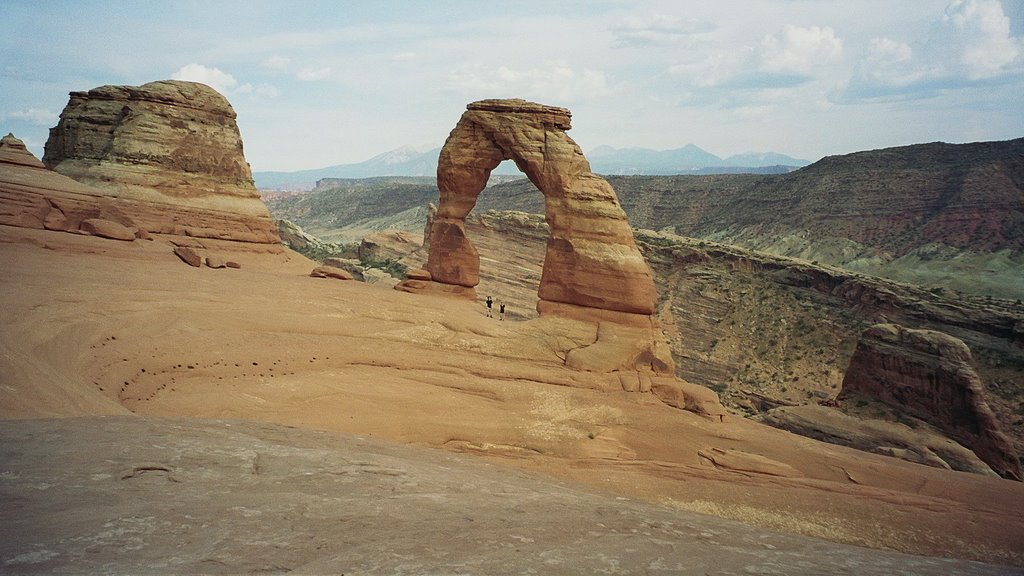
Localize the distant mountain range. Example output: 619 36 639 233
253 144 811 189
585 144 810 175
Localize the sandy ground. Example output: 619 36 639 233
1 224 1023 568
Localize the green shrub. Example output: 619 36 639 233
359 256 408 279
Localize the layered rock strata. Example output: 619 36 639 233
839 323 1021 480
0 132 142 237
398 99 670 374
42 80 278 244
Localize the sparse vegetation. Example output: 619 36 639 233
708 383 728 396
359 256 408 279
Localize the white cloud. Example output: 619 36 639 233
939 0 1021 78
6 107 58 126
759 25 843 75
446 63 614 104
856 38 923 90
837 0 1023 101
260 55 291 73
237 83 281 98
667 24 842 98
171 63 238 94
610 14 715 48
260 55 332 82
296 66 332 81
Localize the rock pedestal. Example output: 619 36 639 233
839 323 1021 481
42 80 278 244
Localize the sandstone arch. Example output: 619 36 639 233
423 99 657 318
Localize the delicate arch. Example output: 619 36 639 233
425 99 656 317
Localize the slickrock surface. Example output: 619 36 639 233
839 324 1022 480
288 212 1024 472
1 225 1023 568
42 80 278 244
0 416 1016 576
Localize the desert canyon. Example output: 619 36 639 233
1 80 1023 575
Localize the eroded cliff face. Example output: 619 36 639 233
42 80 278 244
839 324 1021 480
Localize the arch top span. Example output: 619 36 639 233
423 98 658 317
467 99 572 129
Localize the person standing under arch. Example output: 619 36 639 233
499 302 506 321
485 295 493 317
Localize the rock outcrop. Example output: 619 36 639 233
42 80 278 244
310 265 354 281
79 218 136 241
276 219 344 259
173 246 202 267
359 230 422 263
397 100 671 375
0 132 44 170
0 132 142 235
756 405 999 477
839 323 1021 480
408 99 655 315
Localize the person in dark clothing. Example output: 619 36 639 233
485 296 493 317
499 302 506 321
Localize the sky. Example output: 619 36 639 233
2 0 1022 172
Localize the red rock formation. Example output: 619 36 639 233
311 266 354 280
42 80 278 244
79 218 135 241
1 132 141 234
173 246 203 267
839 323 1021 480
410 99 656 316
397 99 672 375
